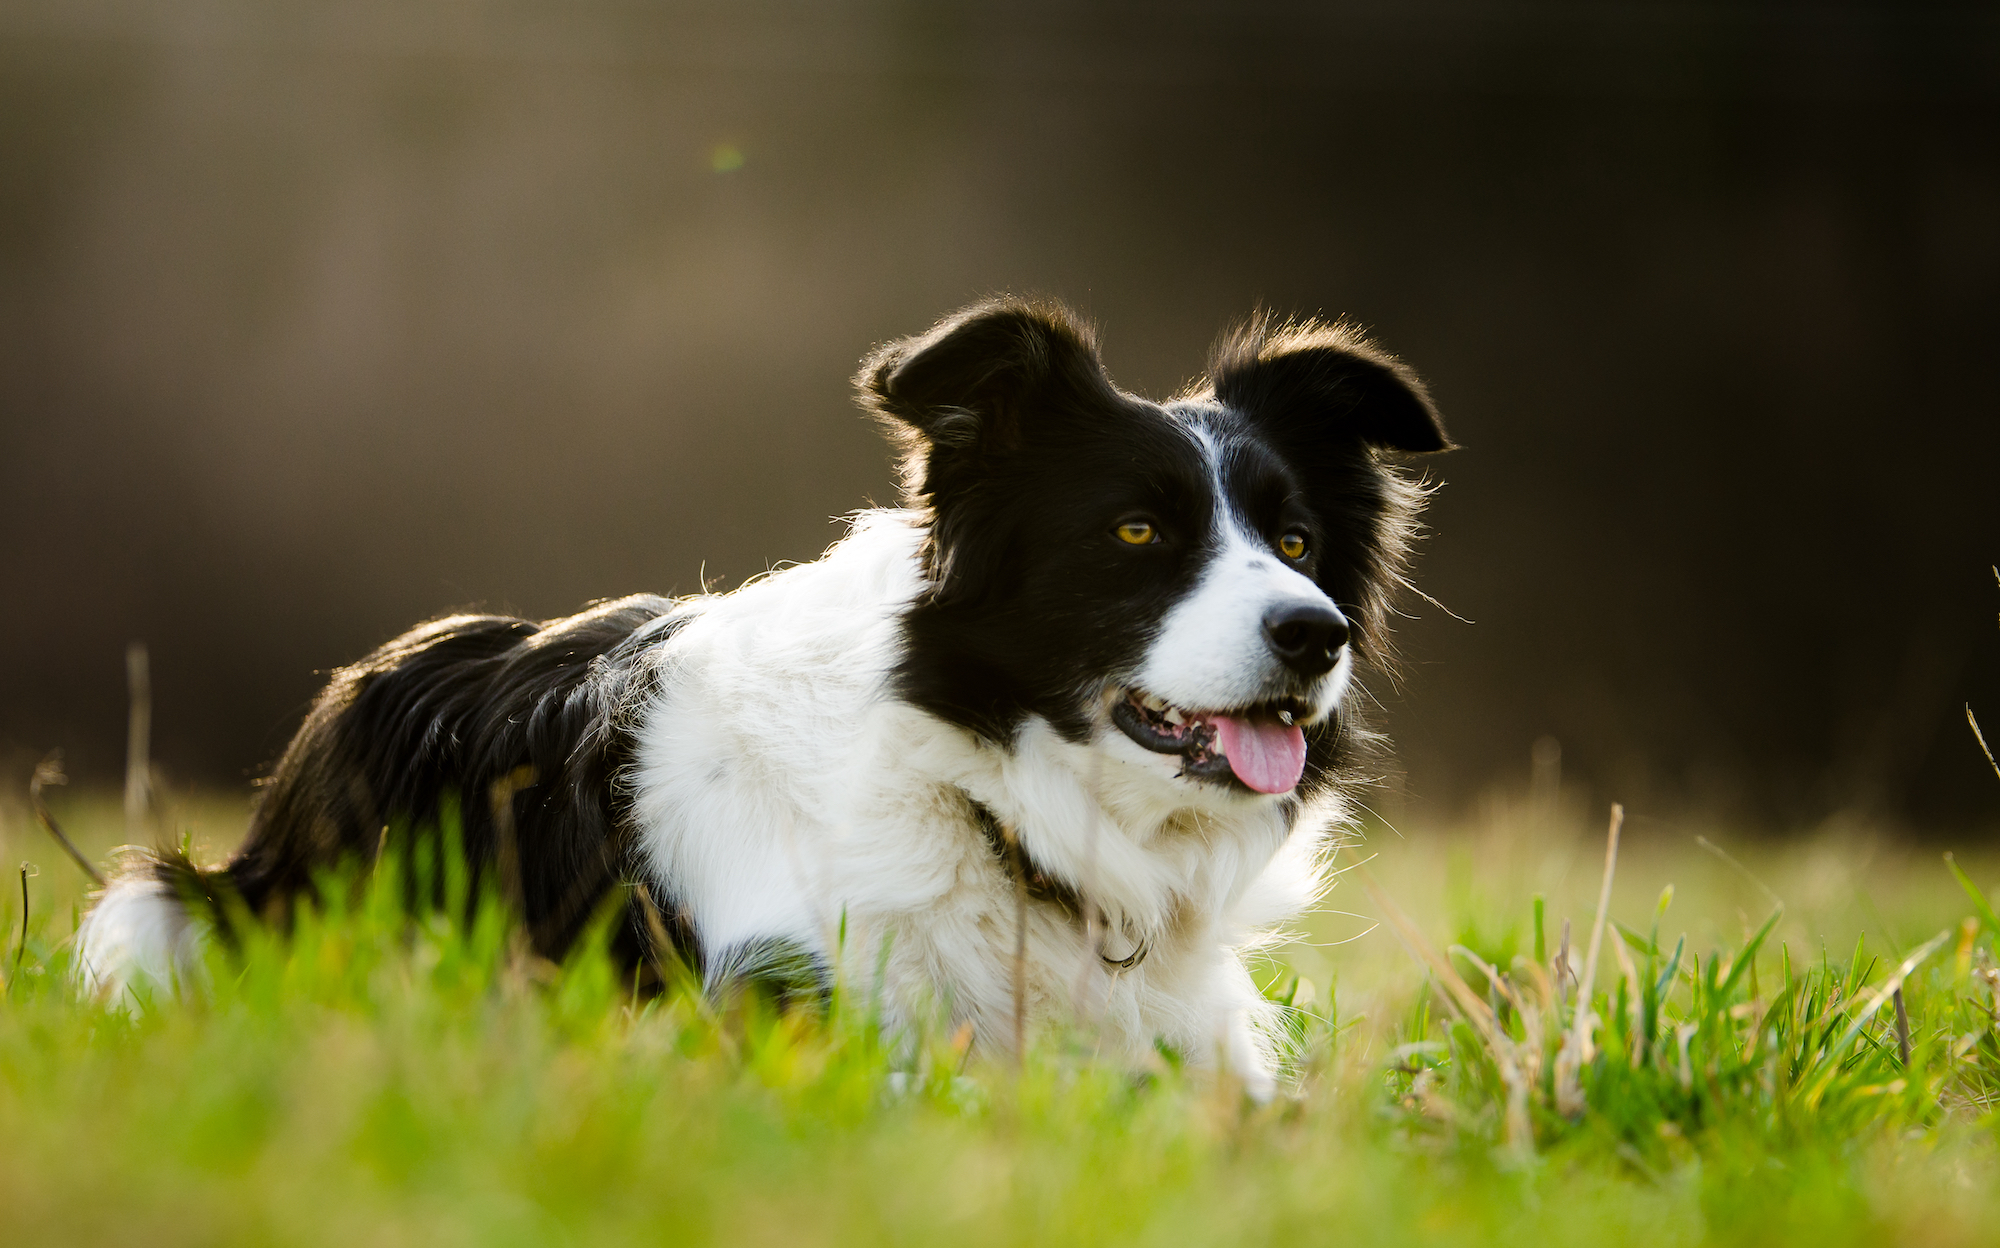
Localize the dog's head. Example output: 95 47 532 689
859 299 1450 803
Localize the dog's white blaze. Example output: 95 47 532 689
1137 430 1352 716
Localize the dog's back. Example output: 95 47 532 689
77 596 683 999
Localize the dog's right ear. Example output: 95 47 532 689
1207 316 1453 455
857 299 1117 501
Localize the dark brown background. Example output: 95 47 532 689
3 1 1996 833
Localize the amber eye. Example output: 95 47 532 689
1279 531 1308 560
1115 520 1159 546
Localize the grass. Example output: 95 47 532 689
3 788 1999 1246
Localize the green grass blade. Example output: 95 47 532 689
1654 934 1686 1002
1533 894 1546 966
1612 921 1661 958
1945 853 2000 935
1717 907 1785 1001
1841 934 1868 1003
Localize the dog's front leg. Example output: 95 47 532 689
1222 1006 1280 1103
1201 952 1280 1103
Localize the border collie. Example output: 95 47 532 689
75 298 1449 1097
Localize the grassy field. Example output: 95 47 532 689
3 787 1998 1246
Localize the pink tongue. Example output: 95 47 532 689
1213 716 1307 794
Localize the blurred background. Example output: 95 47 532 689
2 0 1996 837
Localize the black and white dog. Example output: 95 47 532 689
76 299 1449 1096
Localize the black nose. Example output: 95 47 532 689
1263 603 1350 676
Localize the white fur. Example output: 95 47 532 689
1138 426 1352 722
73 873 208 1008
630 509 1342 1097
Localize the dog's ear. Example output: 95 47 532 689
857 299 1118 500
1207 317 1453 454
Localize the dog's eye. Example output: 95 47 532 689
1115 521 1160 546
1279 531 1308 560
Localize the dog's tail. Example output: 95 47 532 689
73 851 234 1006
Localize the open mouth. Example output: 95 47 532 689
1110 689 1312 794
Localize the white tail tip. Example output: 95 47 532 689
73 873 207 1008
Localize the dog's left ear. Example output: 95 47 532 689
1208 319 1454 454
857 298 1118 500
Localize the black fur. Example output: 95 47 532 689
163 595 689 968
862 301 1218 744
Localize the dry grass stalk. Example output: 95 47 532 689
487 764 537 915
1892 987 1912 1067
1970 706 2000 784
1454 943 1550 1150
1556 917 1571 996
1000 819 1028 1065
1356 857 1535 1156
29 752 105 888
1970 567 2000 784
1610 927 1648 1066
1556 803 1623 1116
12 863 35 981
125 641 152 841
633 883 678 979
